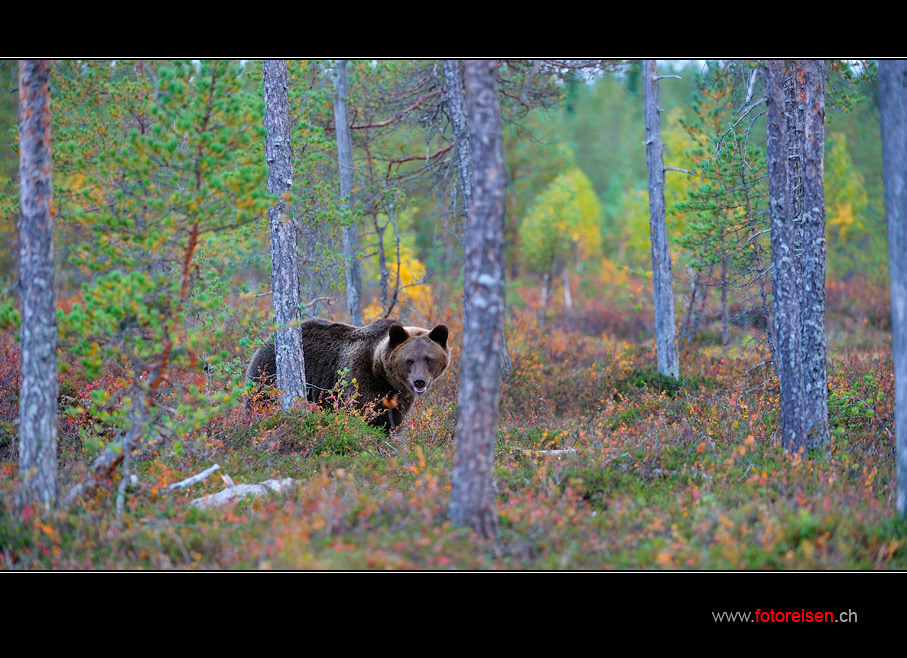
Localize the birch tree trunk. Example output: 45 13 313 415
263 60 307 411
797 60 829 448
445 59 512 374
17 59 57 510
449 59 505 539
643 60 679 378
562 264 573 309
879 59 907 517
333 60 362 325
766 60 808 451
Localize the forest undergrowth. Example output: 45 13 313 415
0 276 904 570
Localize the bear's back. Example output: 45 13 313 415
299 318 395 401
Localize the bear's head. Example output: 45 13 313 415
377 323 450 398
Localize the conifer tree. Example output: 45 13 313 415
449 60 506 539
879 59 907 517
263 59 307 410
17 60 57 510
765 59 829 453
47 60 269 480
675 66 773 362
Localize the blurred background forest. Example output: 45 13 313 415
0 59 888 356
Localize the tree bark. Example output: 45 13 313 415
333 60 362 325
445 59 512 374
263 60 307 411
879 59 907 517
449 60 505 539
797 60 829 448
643 60 679 378
17 60 57 510
443 60 472 216
562 264 573 309
766 60 808 451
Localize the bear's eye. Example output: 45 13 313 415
425 358 433 368
405 359 414 370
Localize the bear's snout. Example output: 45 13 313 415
412 377 428 394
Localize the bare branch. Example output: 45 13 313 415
167 464 222 492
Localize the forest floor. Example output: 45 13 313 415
1 280 905 570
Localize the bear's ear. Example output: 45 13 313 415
429 324 449 350
388 323 409 347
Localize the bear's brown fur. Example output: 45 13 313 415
246 318 450 432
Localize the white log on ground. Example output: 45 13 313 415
190 478 296 509
167 464 221 492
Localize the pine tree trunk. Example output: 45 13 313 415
449 60 505 539
797 60 829 449
17 60 57 510
766 60 808 451
879 59 907 517
333 60 362 325
444 60 472 216
445 59 512 374
643 60 679 378
263 60 307 411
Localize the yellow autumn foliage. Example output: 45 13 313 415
363 244 434 323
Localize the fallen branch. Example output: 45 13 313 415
190 478 296 509
516 449 577 457
167 464 221 492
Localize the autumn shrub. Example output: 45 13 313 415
0 342 19 461
827 275 891 331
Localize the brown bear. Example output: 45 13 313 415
246 318 450 432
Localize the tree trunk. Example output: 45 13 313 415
740 158 776 368
562 264 573 309
643 60 679 378
539 271 550 324
445 58 512 374
721 255 729 356
333 60 362 325
797 60 829 448
17 60 57 511
449 60 505 539
444 60 472 216
263 60 307 411
879 59 907 518
766 60 808 451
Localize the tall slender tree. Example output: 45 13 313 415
444 60 472 215
449 60 506 539
765 59 829 452
263 59 307 411
797 60 829 448
333 60 362 325
17 59 57 510
643 60 679 378
879 59 907 517
444 59 513 373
